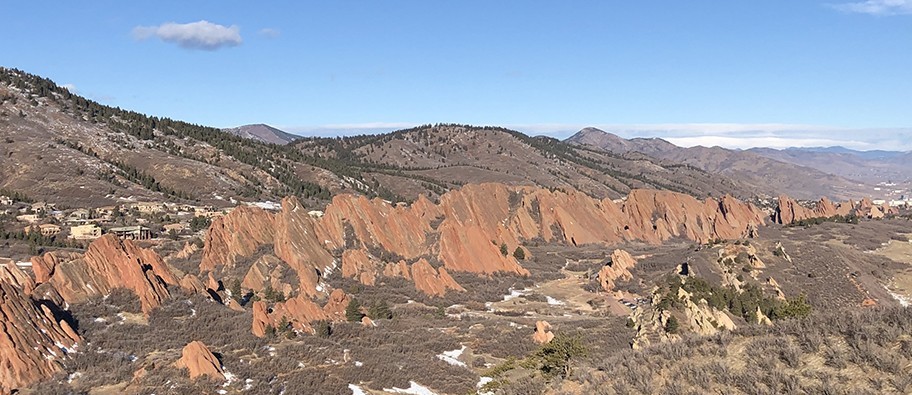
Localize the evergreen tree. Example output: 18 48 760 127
346 298 364 322
513 246 526 260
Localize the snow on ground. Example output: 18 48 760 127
545 296 565 306
383 381 437 395
477 376 495 395
503 288 526 301
349 384 368 395
886 287 911 307
436 345 467 367
247 201 282 211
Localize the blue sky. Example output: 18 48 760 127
2 1 911 149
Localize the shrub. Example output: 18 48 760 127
531 333 588 378
513 246 526 260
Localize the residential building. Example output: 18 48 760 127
32 224 62 236
15 214 39 223
109 225 152 240
70 224 102 240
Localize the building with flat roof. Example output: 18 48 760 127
109 225 152 240
70 224 102 240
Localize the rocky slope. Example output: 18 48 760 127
567 128 872 200
1 69 752 208
750 146 912 184
222 124 300 145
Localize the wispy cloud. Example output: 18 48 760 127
61 83 77 93
258 28 281 38
831 0 912 15
133 20 242 50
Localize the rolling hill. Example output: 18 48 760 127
566 127 872 201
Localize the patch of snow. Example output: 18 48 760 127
349 384 368 395
477 376 495 395
436 345 467 367
244 378 254 390
93 317 106 323
503 288 526 301
383 381 438 395
67 372 82 383
222 370 237 386
886 287 911 307
354 361 363 367
546 296 565 306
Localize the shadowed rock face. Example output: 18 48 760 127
174 341 224 380
0 278 80 393
773 195 897 224
203 183 766 297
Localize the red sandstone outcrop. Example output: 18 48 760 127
532 320 554 344
241 254 295 296
32 235 179 313
774 195 897 224
598 249 637 292
251 289 350 337
0 279 80 393
203 183 765 299
0 259 35 294
174 341 224 380
29 251 82 284
411 259 465 296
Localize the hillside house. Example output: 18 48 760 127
133 202 166 214
27 224 61 236
68 208 91 221
163 223 187 233
69 224 102 240
30 202 54 214
109 225 152 240
15 214 39 223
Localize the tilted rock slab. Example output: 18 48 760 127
0 279 80 393
202 183 766 298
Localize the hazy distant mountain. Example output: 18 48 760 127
566 128 872 200
222 124 300 145
749 147 912 183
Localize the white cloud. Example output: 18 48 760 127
133 20 242 50
258 28 281 38
61 83 77 93
831 0 912 15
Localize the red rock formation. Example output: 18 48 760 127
0 260 35 294
33 235 178 313
341 249 381 286
774 195 897 224
241 254 295 296
203 183 765 300
598 249 637 292
0 279 80 393
251 289 350 337
29 251 82 284
411 259 466 296
174 341 224 380
532 320 554 344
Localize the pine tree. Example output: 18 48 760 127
346 298 364 322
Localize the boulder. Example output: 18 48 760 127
532 320 554 344
174 341 224 380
